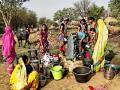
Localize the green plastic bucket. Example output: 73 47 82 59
51 66 63 80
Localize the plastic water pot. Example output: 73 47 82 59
51 66 63 80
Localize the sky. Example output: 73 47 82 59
23 0 110 19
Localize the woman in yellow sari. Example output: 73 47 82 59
92 19 108 72
10 55 39 90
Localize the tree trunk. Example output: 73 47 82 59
7 12 12 26
0 10 10 26
1 13 8 26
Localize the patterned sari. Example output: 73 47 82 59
39 31 49 55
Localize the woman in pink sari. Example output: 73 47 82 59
2 26 16 75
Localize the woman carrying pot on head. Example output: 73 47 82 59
2 26 16 75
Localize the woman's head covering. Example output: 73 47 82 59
2 26 15 64
4 26 13 33
97 19 108 33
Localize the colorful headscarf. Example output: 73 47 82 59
2 26 15 64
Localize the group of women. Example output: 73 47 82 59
1 23 50 90
58 17 97 58
58 17 108 72
1 16 108 89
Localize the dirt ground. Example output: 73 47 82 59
41 73 120 90
0 63 10 90
0 63 120 90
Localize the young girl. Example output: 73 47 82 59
58 23 66 55
88 28 97 50
80 19 88 33
83 48 93 67
39 24 49 56
77 25 86 56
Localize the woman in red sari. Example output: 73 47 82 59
2 26 16 75
39 24 49 56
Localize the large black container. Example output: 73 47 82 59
73 67 91 83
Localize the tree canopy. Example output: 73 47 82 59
39 17 58 27
53 0 105 21
109 0 120 20
74 0 90 18
88 3 105 19
11 8 37 30
53 8 78 22
0 0 29 26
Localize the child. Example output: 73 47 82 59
88 28 97 50
77 25 86 56
22 55 33 75
80 19 88 33
83 47 93 67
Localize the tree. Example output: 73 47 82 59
0 0 29 26
74 0 90 18
38 17 46 25
53 8 78 22
109 0 120 19
11 8 37 30
53 10 64 22
38 17 58 27
26 10 37 27
88 4 105 19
